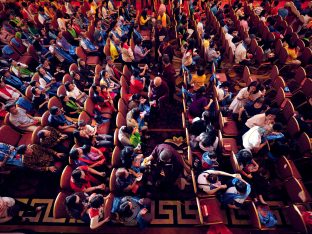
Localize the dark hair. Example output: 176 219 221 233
5 103 15 112
65 194 77 210
37 130 45 139
265 108 279 116
235 180 247 193
162 54 170 65
131 108 140 120
236 149 252 165
200 131 217 148
119 201 133 217
273 122 283 131
197 67 205 76
254 97 264 104
207 174 218 183
89 194 104 208
65 81 72 91
29 80 37 87
120 146 134 167
50 106 59 115
69 148 80 160
16 144 27 154
31 87 37 95
247 81 258 92
71 168 86 188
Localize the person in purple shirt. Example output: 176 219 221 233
188 92 213 118
142 143 190 188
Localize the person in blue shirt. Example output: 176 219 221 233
0 143 23 168
2 71 27 93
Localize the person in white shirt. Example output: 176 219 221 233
245 108 279 129
234 37 251 64
65 82 88 106
197 170 239 195
242 126 267 152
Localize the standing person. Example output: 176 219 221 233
229 81 258 116
154 21 168 63
161 55 177 104
120 35 134 69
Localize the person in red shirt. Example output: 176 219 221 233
129 68 146 95
88 194 110 229
70 166 106 193
271 0 279 15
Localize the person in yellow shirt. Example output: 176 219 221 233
139 9 151 30
285 41 301 65
157 4 170 28
190 67 206 92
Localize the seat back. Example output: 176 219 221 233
41 110 50 127
0 125 21 146
276 156 296 180
69 63 78 74
60 165 74 190
287 116 300 139
95 64 102 76
287 204 308 234
25 86 33 101
104 193 115 219
297 132 311 155
48 96 62 110
282 99 295 122
248 202 262 229
111 146 122 168
31 126 43 144
84 97 95 116
301 47 311 66
118 98 128 117
274 87 286 107
78 111 93 125
230 151 240 172
31 73 40 82
57 85 66 96
109 168 117 193
284 177 311 203
294 67 306 85
62 73 73 84
116 112 126 128
76 46 87 61
53 192 71 219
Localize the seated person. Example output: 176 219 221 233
129 68 147 95
16 144 64 172
99 70 120 92
65 192 90 223
238 97 267 123
79 120 112 143
37 126 69 153
70 166 106 193
216 81 233 106
48 106 77 133
59 95 83 119
118 126 142 150
190 66 206 92
126 108 148 132
197 170 239 195
31 87 48 115
69 145 106 168
111 196 152 228
221 178 251 209
0 143 24 168
235 149 268 204
6 104 41 132
65 82 88 106
0 77 33 112
88 194 110 229
115 167 143 195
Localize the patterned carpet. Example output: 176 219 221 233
0 198 289 228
